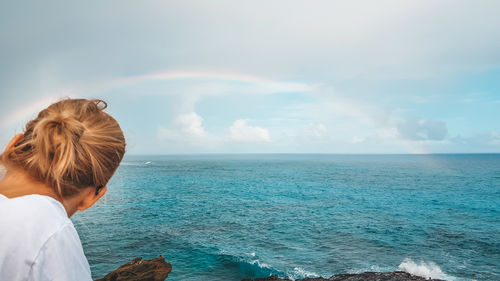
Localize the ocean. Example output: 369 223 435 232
72 154 500 281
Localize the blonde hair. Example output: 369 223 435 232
2 99 126 198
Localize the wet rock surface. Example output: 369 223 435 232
95 256 172 281
241 271 445 281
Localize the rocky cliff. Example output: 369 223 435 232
96 257 445 281
95 256 172 281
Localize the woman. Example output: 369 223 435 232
0 99 126 280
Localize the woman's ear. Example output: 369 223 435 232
2 134 23 163
77 185 108 212
3 134 23 152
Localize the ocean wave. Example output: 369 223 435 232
215 251 321 281
216 250 285 279
398 258 456 281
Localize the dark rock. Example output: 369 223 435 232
95 256 172 281
242 271 445 281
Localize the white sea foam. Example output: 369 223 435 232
291 267 319 279
346 264 393 274
398 258 455 281
248 258 271 269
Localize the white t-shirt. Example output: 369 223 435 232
0 194 92 281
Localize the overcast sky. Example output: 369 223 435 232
1 0 499 154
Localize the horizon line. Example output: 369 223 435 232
124 152 500 156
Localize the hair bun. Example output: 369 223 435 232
3 98 125 198
36 113 84 139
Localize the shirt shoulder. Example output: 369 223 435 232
0 194 69 227
0 194 91 281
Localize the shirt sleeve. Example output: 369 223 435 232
28 222 92 281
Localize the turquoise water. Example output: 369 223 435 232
72 154 500 281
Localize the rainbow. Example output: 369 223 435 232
0 69 430 154
0 95 62 129
97 70 315 94
1 70 312 128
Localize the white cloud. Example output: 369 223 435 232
159 116 272 145
158 112 209 142
303 123 327 138
176 112 206 137
229 119 271 143
489 131 500 145
397 119 448 141
444 132 500 153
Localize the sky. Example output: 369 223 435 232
1 0 499 154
